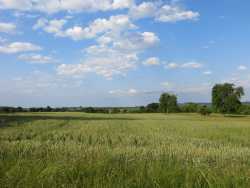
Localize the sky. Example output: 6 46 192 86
0 0 250 107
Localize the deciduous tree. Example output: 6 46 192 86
159 93 178 113
212 83 244 113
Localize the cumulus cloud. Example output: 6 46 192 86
0 42 42 54
25 2 198 81
0 22 16 33
0 0 133 13
112 31 159 51
57 48 138 79
129 2 199 22
57 30 159 79
56 14 159 79
0 0 199 24
18 54 56 64
156 5 199 22
143 57 160 66
142 32 159 45
33 18 67 36
129 2 157 20
65 15 136 40
34 15 136 41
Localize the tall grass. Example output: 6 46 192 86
0 113 250 187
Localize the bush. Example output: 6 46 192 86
179 103 200 113
146 103 159 113
199 105 212 116
239 104 250 115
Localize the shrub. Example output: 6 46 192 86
199 105 212 116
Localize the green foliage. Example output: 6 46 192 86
1 113 250 187
180 103 200 113
212 83 244 114
239 104 250 115
159 93 178 113
146 103 159 113
139 106 146 113
199 105 212 116
0 107 24 113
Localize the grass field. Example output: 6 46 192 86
0 112 250 187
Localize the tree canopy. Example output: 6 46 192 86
212 83 244 114
159 93 178 113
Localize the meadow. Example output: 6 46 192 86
0 112 250 187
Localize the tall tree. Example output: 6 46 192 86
212 83 244 113
159 93 178 113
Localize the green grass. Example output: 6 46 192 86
1 112 250 187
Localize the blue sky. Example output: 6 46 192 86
0 0 250 107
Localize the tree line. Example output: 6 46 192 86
156 83 246 115
1 83 249 115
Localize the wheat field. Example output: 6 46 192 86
0 112 250 187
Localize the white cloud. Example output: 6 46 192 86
34 15 136 41
109 88 138 96
0 0 31 11
18 54 56 64
181 62 202 69
0 42 42 54
165 62 179 69
33 18 47 29
26 8 158 80
165 63 178 69
57 49 137 79
33 18 67 36
129 2 199 22
0 0 199 23
0 22 16 33
57 30 159 79
156 5 199 22
64 26 89 40
203 71 212 75
112 0 133 9
143 57 160 66
238 65 247 71
113 31 159 51
142 32 159 45
66 15 136 40
53 11 160 79
0 0 133 13
165 61 203 69
129 2 157 20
